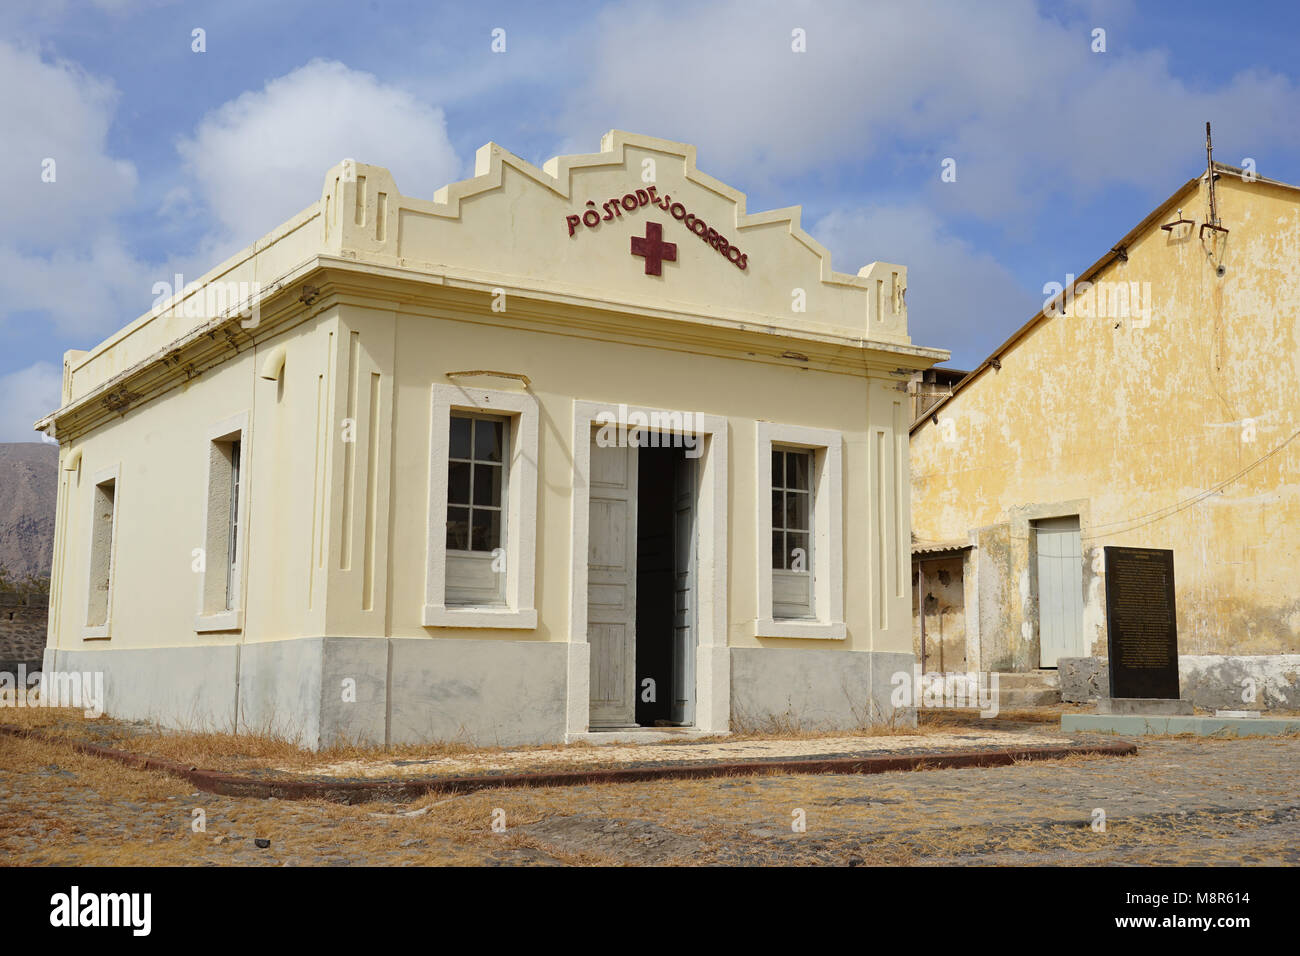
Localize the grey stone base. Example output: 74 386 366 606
1180 655 1300 710
1059 657 1109 702
1095 697 1193 716
44 644 239 730
729 646 916 732
1062 713 1300 738
1059 654 1300 710
46 637 568 749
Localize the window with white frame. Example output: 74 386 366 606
227 439 241 607
771 447 815 619
755 422 845 640
197 414 248 632
85 471 117 635
445 412 508 606
425 385 538 628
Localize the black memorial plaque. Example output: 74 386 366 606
1104 546 1179 699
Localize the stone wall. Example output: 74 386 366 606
0 602 48 672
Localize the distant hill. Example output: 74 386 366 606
0 442 59 580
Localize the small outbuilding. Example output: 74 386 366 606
38 131 946 746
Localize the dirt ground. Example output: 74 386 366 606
2 719 1296 866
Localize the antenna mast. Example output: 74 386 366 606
1206 122 1219 227
1201 122 1229 238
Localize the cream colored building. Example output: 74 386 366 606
38 131 946 746
910 163 1300 710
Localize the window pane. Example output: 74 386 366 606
471 508 501 552
228 440 241 565
450 415 472 459
772 531 786 570
473 462 502 507
446 506 470 550
785 490 809 532
474 419 504 463
787 451 811 490
771 490 783 530
448 461 471 505
771 450 783 488
787 532 809 572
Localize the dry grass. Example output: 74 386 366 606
1 703 990 780
0 704 580 773
3 730 845 866
1008 749 1116 768
5 714 1291 866
0 732 619 866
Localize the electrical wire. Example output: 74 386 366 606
911 426 1298 545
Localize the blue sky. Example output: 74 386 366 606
3 0 1300 440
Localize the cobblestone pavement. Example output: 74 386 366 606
2 733 1295 865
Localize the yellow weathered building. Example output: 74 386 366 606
910 163 1300 709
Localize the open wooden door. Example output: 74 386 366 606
670 452 697 725
587 440 638 727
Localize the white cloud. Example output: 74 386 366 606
813 204 1040 369
1 56 465 348
177 59 462 244
561 0 1300 220
0 40 137 244
0 235 152 340
0 361 63 441
0 40 147 342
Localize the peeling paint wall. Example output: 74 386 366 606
911 556 966 672
913 174 1300 669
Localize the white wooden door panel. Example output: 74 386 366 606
1036 515 1083 667
588 440 638 727
671 453 697 725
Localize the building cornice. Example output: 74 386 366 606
39 255 946 444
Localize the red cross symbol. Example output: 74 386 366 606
630 221 677 276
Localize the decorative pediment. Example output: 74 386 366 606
55 131 938 428
319 131 912 343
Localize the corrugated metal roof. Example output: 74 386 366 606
912 541 972 555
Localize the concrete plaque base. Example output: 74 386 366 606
1096 697 1193 716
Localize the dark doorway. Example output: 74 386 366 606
636 445 680 726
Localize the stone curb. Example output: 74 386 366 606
0 724 1138 805
1062 714 1300 737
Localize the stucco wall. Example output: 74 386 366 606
46 304 920 659
912 174 1300 665
376 304 913 655
46 315 328 654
